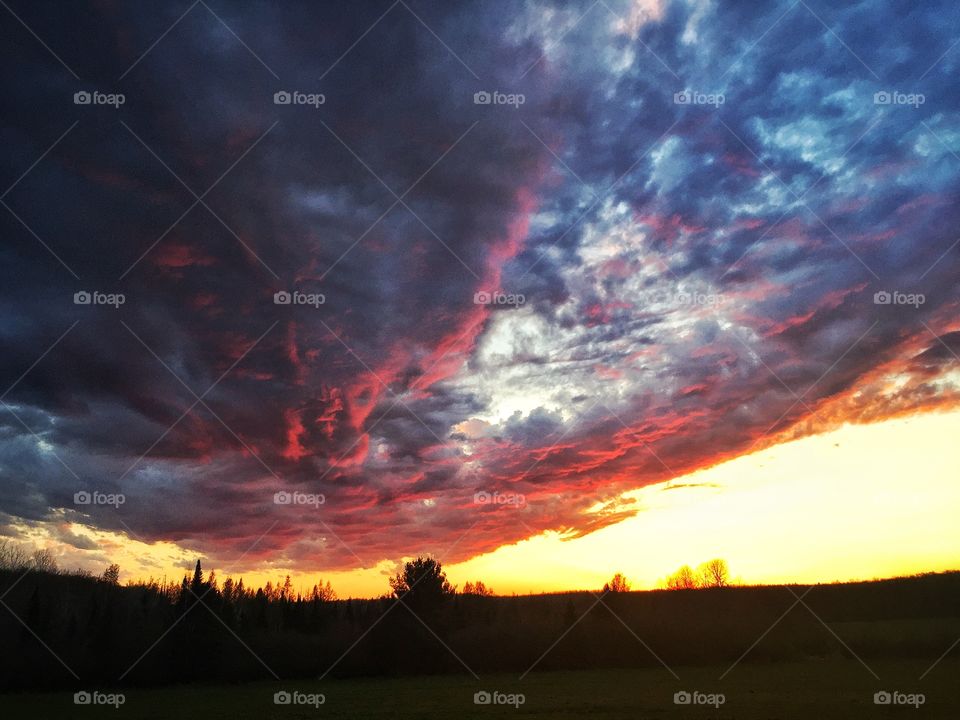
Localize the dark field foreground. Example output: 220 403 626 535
2 570 958 718
1 658 957 719
2 570 959 690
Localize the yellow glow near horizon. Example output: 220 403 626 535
445 408 960 594
21 409 960 597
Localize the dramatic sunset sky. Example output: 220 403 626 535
1 0 958 597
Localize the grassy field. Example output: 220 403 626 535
1 657 955 719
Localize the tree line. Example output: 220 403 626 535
2 541 956 692
664 558 731 589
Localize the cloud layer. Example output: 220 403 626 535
1 0 958 572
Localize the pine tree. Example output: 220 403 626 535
190 560 204 594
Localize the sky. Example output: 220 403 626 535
0 0 958 596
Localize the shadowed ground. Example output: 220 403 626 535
1 658 955 719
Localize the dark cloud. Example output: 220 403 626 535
0 0 958 573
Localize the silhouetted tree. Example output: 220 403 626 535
190 560 205 595
31 549 58 574
666 564 699 590
698 559 730 588
462 580 494 596
602 573 631 593
390 557 455 611
0 540 29 569
311 580 336 601
222 577 235 602
100 564 121 585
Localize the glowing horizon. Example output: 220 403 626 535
15 407 957 599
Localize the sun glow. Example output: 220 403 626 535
445 408 960 595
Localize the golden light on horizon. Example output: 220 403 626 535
18 408 960 598
445 408 960 595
